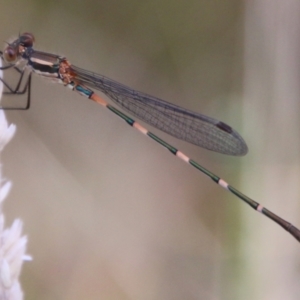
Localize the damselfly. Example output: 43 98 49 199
1 32 299 243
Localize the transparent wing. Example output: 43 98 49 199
71 65 248 156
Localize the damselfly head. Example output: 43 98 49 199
3 45 18 63
3 32 35 63
19 33 35 48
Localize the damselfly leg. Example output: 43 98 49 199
0 51 31 109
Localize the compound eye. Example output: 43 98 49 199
3 45 18 62
20 32 35 47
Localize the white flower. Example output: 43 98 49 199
0 56 31 300
0 61 2 96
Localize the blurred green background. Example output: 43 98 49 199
1 0 300 299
